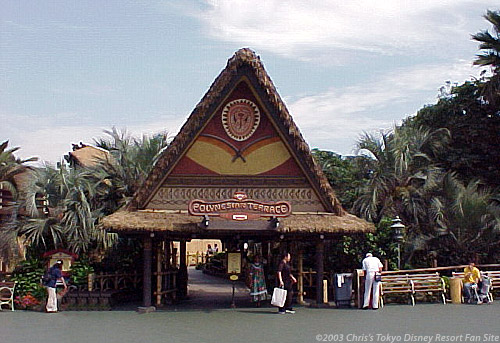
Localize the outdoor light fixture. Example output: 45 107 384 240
390 216 405 270
319 234 324 240
200 215 210 229
150 232 155 238
269 216 280 229
279 234 285 240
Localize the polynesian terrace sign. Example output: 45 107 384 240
188 191 291 221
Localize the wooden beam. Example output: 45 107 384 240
298 250 305 305
178 239 188 298
156 240 162 306
315 240 324 305
143 235 153 307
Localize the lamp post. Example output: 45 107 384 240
391 216 405 270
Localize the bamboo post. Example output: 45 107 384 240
87 273 94 292
315 239 325 305
156 241 162 306
143 235 153 307
298 250 305 305
165 240 171 269
178 240 188 298
323 280 328 303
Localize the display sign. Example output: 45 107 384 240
188 191 291 221
227 252 242 274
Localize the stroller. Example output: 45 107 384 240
468 275 492 304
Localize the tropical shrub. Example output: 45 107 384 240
11 258 47 301
69 258 94 286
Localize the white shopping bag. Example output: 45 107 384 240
271 287 287 307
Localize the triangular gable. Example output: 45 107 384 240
131 48 345 215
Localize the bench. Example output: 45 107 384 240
379 272 446 307
409 273 446 305
0 281 16 311
379 274 414 307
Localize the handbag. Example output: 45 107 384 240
374 272 382 282
271 287 287 307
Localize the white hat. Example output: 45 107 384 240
366 253 373 257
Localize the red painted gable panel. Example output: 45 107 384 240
170 81 306 178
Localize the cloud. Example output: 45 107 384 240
1 111 186 165
287 60 481 154
194 0 496 62
2 59 482 162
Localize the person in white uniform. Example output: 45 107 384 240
362 253 383 309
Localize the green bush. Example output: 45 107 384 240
11 258 47 301
69 258 94 286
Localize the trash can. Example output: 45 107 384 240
450 277 462 304
334 273 353 307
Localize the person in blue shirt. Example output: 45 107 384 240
45 260 67 313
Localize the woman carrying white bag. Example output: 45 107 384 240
274 252 297 314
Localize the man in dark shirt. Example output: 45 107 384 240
45 260 67 313
277 252 297 314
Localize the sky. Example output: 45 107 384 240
1 0 498 164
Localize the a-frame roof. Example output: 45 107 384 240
130 48 345 216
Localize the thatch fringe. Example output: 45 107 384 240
101 210 374 234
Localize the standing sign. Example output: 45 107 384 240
227 251 242 308
227 252 242 275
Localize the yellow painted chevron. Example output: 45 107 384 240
186 140 291 175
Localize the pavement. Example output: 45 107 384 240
1 268 499 343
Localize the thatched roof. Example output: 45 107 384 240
130 48 345 215
101 210 374 235
101 49 375 236
67 145 111 168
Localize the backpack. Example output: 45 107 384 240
42 268 54 286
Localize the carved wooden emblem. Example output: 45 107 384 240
221 99 260 141
188 191 291 221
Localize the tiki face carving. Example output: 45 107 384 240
222 99 260 141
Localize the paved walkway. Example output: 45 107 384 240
179 268 256 309
1 269 499 343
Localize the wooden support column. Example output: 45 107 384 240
143 234 153 308
298 250 305 305
315 239 325 306
178 239 188 298
156 240 162 306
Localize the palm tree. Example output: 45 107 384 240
19 163 116 254
353 126 449 227
472 10 500 70
472 10 500 108
92 127 170 209
352 125 451 267
430 174 500 264
0 141 37 266
0 141 37 201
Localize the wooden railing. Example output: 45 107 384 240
153 270 178 305
87 271 142 292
